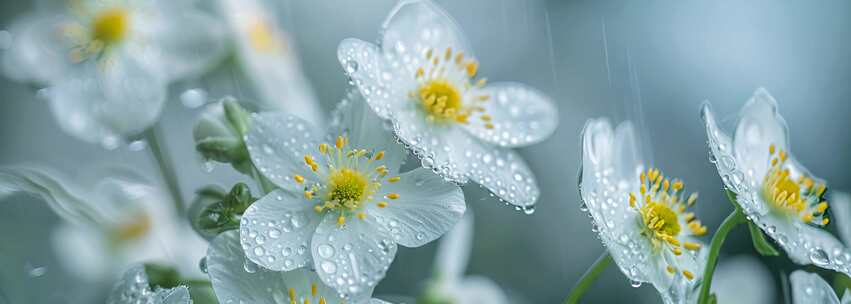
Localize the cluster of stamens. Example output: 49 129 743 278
287 282 326 304
629 168 706 280
111 213 151 243
63 7 130 63
294 136 400 227
409 47 494 129
762 144 829 225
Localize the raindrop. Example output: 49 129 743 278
318 244 335 258
25 263 47 278
243 260 259 273
630 280 642 288
127 140 147 152
254 246 266 256
268 229 281 239
198 257 208 273
345 60 359 74
320 260 337 274
180 88 208 108
810 248 830 266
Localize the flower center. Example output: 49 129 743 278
629 168 706 281
92 8 129 45
292 136 401 226
111 213 151 243
327 168 369 207
418 79 463 121
288 283 327 304
410 47 494 128
761 144 829 225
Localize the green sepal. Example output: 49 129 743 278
747 221 781 256
143 263 181 289
189 183 257 240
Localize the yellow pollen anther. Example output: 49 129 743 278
92 8 129 45
336 136 345 149
387 176 401 183
684 242 701 251
416 67 424 78
357 212 366 220
485 123 495 129
481 114 492 122
314 205 323 213
319 297 327 304
672 247 682 256
386 193 399 200
304 191 314 200
454 52 464 65
319 143 328 154
444 47 452 60
289 288 296 301
425 48 433 59
465 61 478 77
687 193 698 206
666 265 676 273
374 151 385 161
377 201 388 208
823 218 830 225
337 215 346 226
683 270 694 280
769 144 776 155
311 283 317 297
294 175 305 184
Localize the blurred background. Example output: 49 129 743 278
2 0 851 303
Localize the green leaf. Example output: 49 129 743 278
748 222 781 256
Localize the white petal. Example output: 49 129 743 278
245 113 322 192
139 4 226 81
843 291 851 304
711 255 774 304
47 56 167 146
0 165 104 225
465 137 539 208
1 13 72 83
106 265 191 304
239 189 321 271
462 82 558 147
218 0 323 125
734 88 790 182
832 191 851 246
312 214 397 297
337 38 410 120
369 168 465 248
50 223 110 282
442 276 509 304
392 108 473 183
790 270 840 304
762 213 849 274
434 212 473 280
700 102 750 194
329 90 406 173
208 231 291 304
580 119 653 283
381 0 472 73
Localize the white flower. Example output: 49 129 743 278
2 0 226 147
0 166 207 282
580 118 707 304
710 255 775 304
789 270 851 304
421 212 509 304
831 191 851 246
208 231 392 304
240 93 466 297
701 88 846 273
336 0 557 208
216 0 324 125
106 264 191 304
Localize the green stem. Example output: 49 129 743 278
697 208 746 304
144 126 186 216
564 252 613 304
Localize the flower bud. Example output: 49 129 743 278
193 97 251 171
188 183 256 240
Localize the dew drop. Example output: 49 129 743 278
345 60 359 74
198 257 208 274
318 244 335 258
180 88 208 108
321 260 338 274
810 248 830 266
243 260 259 273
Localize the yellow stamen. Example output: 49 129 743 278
386 193 399 200
374 150 385 161
387 176 401 183
336 136 345 149
294 175 304 184
684 242 701 251
377 201 388 208
683 270 694 280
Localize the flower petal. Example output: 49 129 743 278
734 88 790 182
701 102 752 195
466 139 540 208
1 13 72 83
462 82 558 147
330 90 406 173
761 212 849 274
312 214 397 297
239 189 321 272
208 231 292 304
790 270 840 304
46 56 166 147
369 167 465 248
0 165 104 226
50 223 110 282
711 255 774 304
337 38 409 120
245 112 322 192
381 0 471 73
218 0 323 124
140 4 227 81
106 265 191 304
434 212 473 280
832 191 851 246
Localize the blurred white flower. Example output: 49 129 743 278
420 212 509 304
790 270 851 304
702 88 847 274
217 0 323 125
1 0 226 147
580 118 707 304
207 231 392 304
0 166 207 283
239 93 466 297
106 264 191 304
337 0 558 209
710 255 775 304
